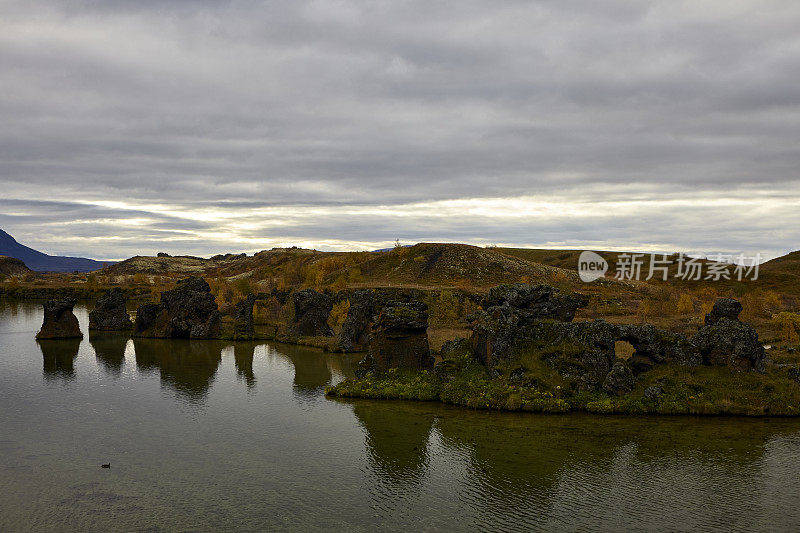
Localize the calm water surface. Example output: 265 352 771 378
2 300 800 532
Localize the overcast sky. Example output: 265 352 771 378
1 0 799 260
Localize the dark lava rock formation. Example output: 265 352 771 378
37 298 83 339
337 290 375 352
693 318 766 372
89 288 133 331
359 300 432 375
234 294 256 340
603 360 635 396
483 283 589 322
470 284 591 370
133 276 221 339
468 284 764 393
704 298 743 325
617 324 701 374
291 289 333 337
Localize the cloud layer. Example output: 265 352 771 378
1 0 799 259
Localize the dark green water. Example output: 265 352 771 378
2 301 800 532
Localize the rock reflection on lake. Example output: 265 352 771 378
89 333 129 377
133 338 226 403
38 338 81 381
3 300 800 531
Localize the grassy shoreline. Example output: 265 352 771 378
327 346 800 417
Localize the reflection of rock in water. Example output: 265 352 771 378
435 412 610 516
351 401 434 484
433 413 797 529
233 343 256 389
325 352 361 381
38 339 81 381
89 333 129 377
132 338 223 402
277 345 333 401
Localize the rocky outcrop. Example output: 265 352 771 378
358 301 432 374
337 290 375 352
469 288 766 390
693 318 766 373
133 303 163 336
292 289 333 337
618 324 701 374
528 319 619 390
470 284 590 369
484 283 589 322
36 298 83 339
133 276 221 339
704 298 743 325
603 360 635 396
234 294 256 340
88 288 133 331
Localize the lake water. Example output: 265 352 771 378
2 300 800 532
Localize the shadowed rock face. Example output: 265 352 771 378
133 277 221 339
603 360 635 396
705 298 744 325
694 318 766 373
89 288 133 331
360 301 432 374
337 290 375 352
36 298 83 339
292 289 333 337
133 303 164 336
234 294 256 340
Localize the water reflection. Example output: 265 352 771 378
343 400 800 530
233 343 256 389
276 344 334 401
132 338 224 403
89 333 129 378
5 296 800 531
352 402 434 485
38 339 81 381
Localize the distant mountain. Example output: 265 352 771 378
0 229 109 272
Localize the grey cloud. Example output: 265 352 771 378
1 0 799 257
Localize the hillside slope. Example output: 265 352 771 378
337 243 578 288
0 229 108 272
0 256 31 276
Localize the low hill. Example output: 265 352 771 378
90 241 799 300
104 255 220 276
747 251 800 293
0 256 31 276
335 243 579 288
99 243 648 296
0 229 108 272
